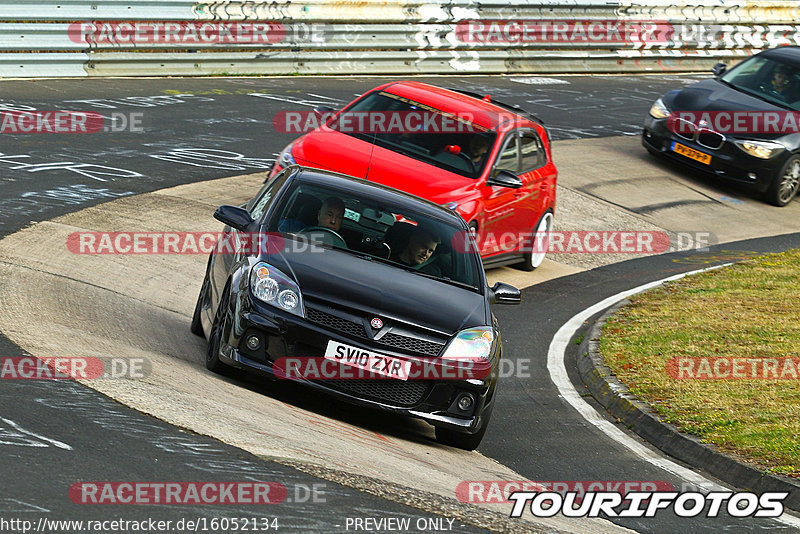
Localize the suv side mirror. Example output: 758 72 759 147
214 205 252 231
489 282 521 305
487 170 523 189
711 62 727 77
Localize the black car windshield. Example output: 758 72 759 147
266 180 482 290
333 91 497 179
721 56 800 110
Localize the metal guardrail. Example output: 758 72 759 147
5 23 800 52
74 49 748 77
0 0 798 77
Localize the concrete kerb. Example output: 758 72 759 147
576 300 800 512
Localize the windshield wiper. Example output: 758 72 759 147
412 270 479 291
722 82 792 110
355 254 479 290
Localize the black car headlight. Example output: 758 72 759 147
441 326 494 365
648 98 670 120
734 140 785 160
249 262 304 318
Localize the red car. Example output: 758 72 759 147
268 81 558 270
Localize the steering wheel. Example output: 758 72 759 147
298 226 347 248
759 81 789 101
456 152 478 173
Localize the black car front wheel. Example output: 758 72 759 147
206 282 239 377
765 155 800 207
434 402 493 451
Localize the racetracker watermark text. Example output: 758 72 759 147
68 21 328 45
0 111 144 134
273 110 504 134
669 111 800 135
69 482 289 505
455 20 672 44
67 232 296 255
454 231 714 255
0 357 149 380
667 357 800 380
66 231 714 255
273 356 490 381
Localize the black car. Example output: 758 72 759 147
190 165 521 449
643 46 800 206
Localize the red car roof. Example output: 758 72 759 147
373 81 531 131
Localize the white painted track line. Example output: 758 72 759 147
546 265 800 529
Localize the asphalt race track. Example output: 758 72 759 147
1 75 799 533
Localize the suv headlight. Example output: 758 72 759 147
648 98 670 120
441 326 494 364
734 140 785 159
250 262 304 317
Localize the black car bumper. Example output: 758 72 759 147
642 116 786 194
217 291 496 434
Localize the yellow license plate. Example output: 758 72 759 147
671 142 712 165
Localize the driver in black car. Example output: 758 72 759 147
316 196 345 232
299 196 348 248
761 64 799 101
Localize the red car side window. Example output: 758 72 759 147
494 134 519 175
520 132 546 172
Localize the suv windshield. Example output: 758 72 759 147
721 56 800 110
333 91 497 179
267 180 482 290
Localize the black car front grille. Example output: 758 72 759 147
673 118 696 141
306 304 446 357
671 118 726 151
322 379 430 407
376 333 443 357
697 129 725 150
306 306 366 338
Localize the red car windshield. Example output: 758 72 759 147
334 91 497 179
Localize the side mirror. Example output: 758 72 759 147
487 170 523 189
711 62 727 77
313 105 335 120
489 282 521 305
214 205 252 231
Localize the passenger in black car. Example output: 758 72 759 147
391 227 442 276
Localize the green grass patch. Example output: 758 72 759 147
600 249 800 477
